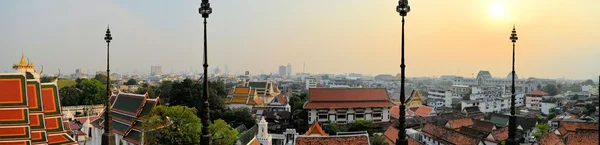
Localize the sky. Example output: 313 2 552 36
1 0 599 80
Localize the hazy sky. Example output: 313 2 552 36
1 0 599 80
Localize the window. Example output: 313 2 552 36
373 113 382 118
318 114 327 120
88 127 92 137
337 114 346 119
355 114 365 119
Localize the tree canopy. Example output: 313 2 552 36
124 78 137 85
142 105 202 145
348 120 376 135
370 134 389 145
220 107 256 128
542 84 559 96
168 79 226 121
209 119 239 145
322 121 341 135
533 123 551 138
289 92 309 132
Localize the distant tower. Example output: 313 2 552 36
257 117 272 145
279 65 287 77
287 63 292 76
150 66 163 76
224 64 230 75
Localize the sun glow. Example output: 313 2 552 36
489 2 506 19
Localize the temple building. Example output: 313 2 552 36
405 89 425 108
304 88 393 124
90 92 159 145
0 54 77 145
225 81 290 113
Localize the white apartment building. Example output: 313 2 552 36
305 78 318 90
304 88 393 124
525 90 548 110
427 86 469 108
461 86 512 113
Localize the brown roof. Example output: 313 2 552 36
304 102 393 109
486 127 508 143
422 123 480 145
557 121 598 136
390 106 400 119
383 126 423 145
308 88 390 102
305 88 393 109
458 126 488 139
527 90 549 96
471 120 495 133
565 131 598 145
447 118 473 129
296 135 369 145
414 106 434 117
537 133 564 145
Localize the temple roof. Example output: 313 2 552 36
305 122 327 136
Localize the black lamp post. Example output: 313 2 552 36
102 27 115 145
507 25 519 145
198 1 213 145
396 0 410 145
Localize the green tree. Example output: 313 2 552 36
94 74 113 85
169 79 226 121
322 121 341 134
567 84 582 92
210 119 239 145
41 76 54 83
537 84 542 90
584 104 597 116
542 84 559 96
370 134 389 145
221 108 256 128
582 79 595 85
57 78 77 89
124 78 137 85
79 79 105 105
142 105 202 145
289 93 309 132
348 120 375 135
571 94 580 100
59 86 82 106
533 123 551 138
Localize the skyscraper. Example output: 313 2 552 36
279 65 287 77
150 66 162 76
287 63 292 77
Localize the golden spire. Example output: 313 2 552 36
19 52 27 66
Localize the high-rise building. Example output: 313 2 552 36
286 63 292 77
151 66 162 76
279 65 287 77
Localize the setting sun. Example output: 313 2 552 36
489 2 506 19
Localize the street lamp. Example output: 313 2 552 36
396 0 410 145
199 1 213 145
507 25 519 145
102 27 115 145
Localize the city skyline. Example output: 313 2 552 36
1 0 599 80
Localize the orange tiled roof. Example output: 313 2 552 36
383 126 423 145
527 90 549 96
486 127 508 143
390 106 400 119
305 102 393 109
557 121 598 136
234 87 250 94
305 122 327 136
296 135 369 145
414 106 433 117
422 123 480 145
565 131 598 145
537 132 564 145
231 96 248 103
447 118 473 129
308 88 390 101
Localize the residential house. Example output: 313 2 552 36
483 127 509 145
554 121 598 138
304 88 393 124
445 118 474 130
526 90 549 110
0 56 78 145
66 116 100 143
486 114 538 140
90 92 160 145
462 106 485 120
536 132 564 145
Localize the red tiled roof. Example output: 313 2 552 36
422 123 480 145
565 131 598 145
308 88 390 101
487 127 508 143
296 135 369 145
471 120 495 133
414 106 433 117
305 102 393 109
527 90 548 96
390 106 400 119
537 132 564 145
557 121 598 136
383 126 423 145
447 118 473 129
